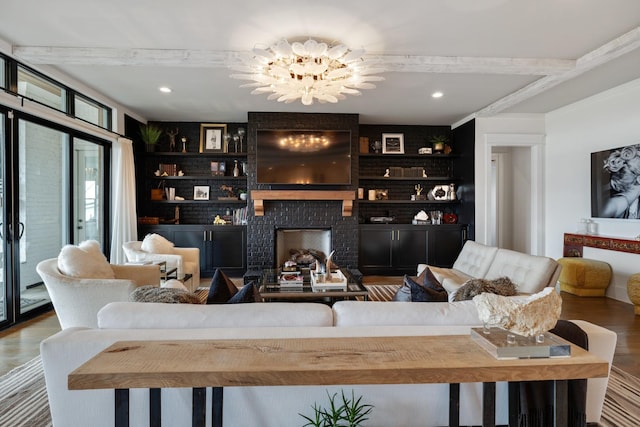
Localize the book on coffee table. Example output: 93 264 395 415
279 272 304 288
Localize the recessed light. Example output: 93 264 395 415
432 91 443 98
159 86 172 93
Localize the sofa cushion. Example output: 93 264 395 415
140 233 175 254
130 285 201 304
452 240 498 278
484 248 558 294
206 269 239 304
452 277 517 302
332 300 481 327
97 301 334 328
57 240 115 279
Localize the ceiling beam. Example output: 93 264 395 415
471 25 640 118
12 46 573 76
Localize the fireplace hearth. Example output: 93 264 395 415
275 228 332 268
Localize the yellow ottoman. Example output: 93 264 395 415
557 258 612 296
627 273 640 315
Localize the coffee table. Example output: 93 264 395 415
259 268 369 303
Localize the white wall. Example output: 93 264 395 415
545 78 640 303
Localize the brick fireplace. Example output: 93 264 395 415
246 112 360 269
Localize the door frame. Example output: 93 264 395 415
479 133 545 255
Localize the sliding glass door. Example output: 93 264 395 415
0 111 6 324
0 110 110 328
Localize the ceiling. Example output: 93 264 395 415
1 0 640 126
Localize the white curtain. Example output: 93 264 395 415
110 137 138 263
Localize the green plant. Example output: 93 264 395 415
429 134 448 145
299 390 374 427
139 123 163 145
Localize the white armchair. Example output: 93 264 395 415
36 258 160 329
123 240 200 291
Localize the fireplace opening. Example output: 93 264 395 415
275 228 332 269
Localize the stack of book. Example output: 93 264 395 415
279 272 304 289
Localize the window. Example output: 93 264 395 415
75 94 112 130
17 65 67 111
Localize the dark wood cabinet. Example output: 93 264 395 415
138 224 246 277
359 224 466 275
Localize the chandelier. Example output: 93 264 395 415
230 38 384 106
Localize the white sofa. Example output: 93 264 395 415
419 240 562 301
41 300 616 427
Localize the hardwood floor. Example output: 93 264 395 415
0 290 638 378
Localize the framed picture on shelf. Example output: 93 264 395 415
199 123 227 153
210 161 225 176
382 133 404 154
193 185 210 200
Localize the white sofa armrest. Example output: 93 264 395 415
568 319 617 424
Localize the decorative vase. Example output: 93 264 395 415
146 143 156 152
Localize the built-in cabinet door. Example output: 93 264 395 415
427 227 466 268
358 226 394 272
210 227 246 274
392 227 427 273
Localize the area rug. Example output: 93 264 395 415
1 354 637 427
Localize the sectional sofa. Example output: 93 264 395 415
41 299 616 427
420 240 563 300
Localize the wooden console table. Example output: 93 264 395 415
563 232 640 257
68 335 608 427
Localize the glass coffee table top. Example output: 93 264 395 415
259 268 368 301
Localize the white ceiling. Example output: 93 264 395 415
1 0 640 126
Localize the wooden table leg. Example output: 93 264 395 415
115 389 129 427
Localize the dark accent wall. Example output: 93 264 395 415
247 112 360 269
451 119 476 240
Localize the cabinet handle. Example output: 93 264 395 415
397 230 400 240
209 230 213 241
203 231 207 241
391 230 395 241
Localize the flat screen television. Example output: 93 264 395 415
256 129 352 185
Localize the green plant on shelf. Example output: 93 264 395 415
299 390 374 427
140 124 163 151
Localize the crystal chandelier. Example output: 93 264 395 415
230 38 384 106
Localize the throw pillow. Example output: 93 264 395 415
392 275 448 302
452 277 517 302
57 240 115 279
140 233 175 254
421 267 446 292
206 268 239 304
228 281 260 304
130 285 201 304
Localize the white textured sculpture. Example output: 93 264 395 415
473 287 562 337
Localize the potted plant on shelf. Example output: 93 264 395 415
139 124 163 152
429 135 448 154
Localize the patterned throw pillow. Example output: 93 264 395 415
130 285 201 304
452 277 517 301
